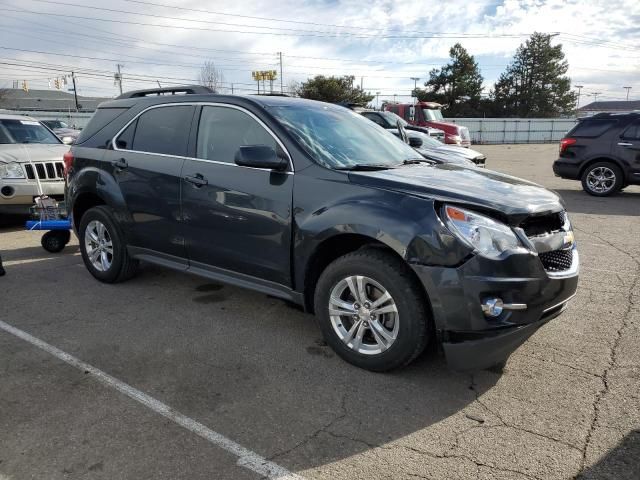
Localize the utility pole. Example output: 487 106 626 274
278 52 283 94
575 85 583 110
115 64 123 95
360 77 363 90
71 72 80 112
231 83 234 94
592 92 602 103
623 86 631 101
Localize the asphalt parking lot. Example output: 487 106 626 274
1 143 639 480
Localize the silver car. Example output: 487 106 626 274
41 120 81 145
0 114 68 215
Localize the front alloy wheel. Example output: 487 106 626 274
329 275 399 355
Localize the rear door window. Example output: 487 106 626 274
568 119 618 138
362 113 386 127
129 105 194 156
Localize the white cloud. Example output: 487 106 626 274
0 0 637 103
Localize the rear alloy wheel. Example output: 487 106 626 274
79 206 138 283
581 162 623 196
315 248 430 372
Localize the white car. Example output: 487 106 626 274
0 113 69 215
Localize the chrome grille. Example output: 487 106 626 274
23 161 65 181
539 249 573 272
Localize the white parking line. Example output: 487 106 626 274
0 320 304 480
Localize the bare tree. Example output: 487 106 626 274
199 61 225 93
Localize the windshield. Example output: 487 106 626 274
270 103 422 169
0 119 61 144
378 111 408 127
421 108 444 122
44 120 68 129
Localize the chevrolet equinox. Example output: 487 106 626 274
66 86 579 372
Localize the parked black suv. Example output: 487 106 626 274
554 112 640 196
66 86 579 372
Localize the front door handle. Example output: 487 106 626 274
112 158 128 170
184 174 208 187
618 142 633 147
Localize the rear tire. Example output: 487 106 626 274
79 206 138 283
581 162 623 196
314 248 430 372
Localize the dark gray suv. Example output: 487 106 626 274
66 86 579 372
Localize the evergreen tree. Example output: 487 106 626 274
491 33 576 117
417 43 484 117
292 75 374 105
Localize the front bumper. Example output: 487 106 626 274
411 247 579 370
0 180 65 214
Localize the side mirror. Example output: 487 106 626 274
408 136 423 148
61 136 74 145
234 145 288 171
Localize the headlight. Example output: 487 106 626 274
0 163 26 179
443 205 524 259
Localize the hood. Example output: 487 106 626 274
432 144 485 161
53 128 80 138
415 148 474 167
0 144 69 164
348 163 563 220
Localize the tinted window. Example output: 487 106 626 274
569 119 618 138
196 106 277 163
115 120 137 150
131 106 193 156
621 121 640 140
77 107 128 143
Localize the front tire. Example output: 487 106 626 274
79 206 138 283
314 248 430 372
581 162 623 196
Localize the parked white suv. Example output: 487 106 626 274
0 113 68 215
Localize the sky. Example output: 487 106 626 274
0 0 638 108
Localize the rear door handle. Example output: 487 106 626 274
112 158 128 170
184 174 208 187
618 142 633 147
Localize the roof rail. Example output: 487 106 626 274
115 85 214 99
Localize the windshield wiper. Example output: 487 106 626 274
400 158 432 165
334 164 395 171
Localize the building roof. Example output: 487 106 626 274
578 100 640 112
0 88 112 112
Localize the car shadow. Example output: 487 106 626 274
578 430 640 479
554 188 640 216
2 246 502 473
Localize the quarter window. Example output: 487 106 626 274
196 106 278 164
119 105 193 156
621 121 640 140
568 119 618 138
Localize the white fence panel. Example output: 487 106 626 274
447 118 578 144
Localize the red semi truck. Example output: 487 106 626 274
384 102 471 147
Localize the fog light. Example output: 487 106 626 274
1 186 14 198
481 298 504 317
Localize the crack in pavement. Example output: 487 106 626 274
268 393 349 462
573 229 640 476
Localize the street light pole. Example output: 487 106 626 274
410 77 420 104
376 91 381 110
575 84 583 110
